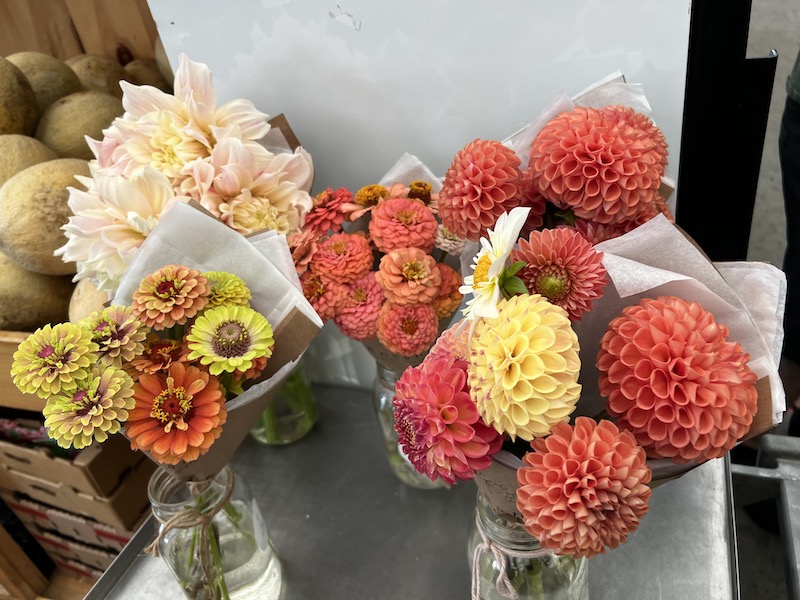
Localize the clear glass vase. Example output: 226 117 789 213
468 491 588 600
373 361 447 489
250 361 317 445
148 465 283 600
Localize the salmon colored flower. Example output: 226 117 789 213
517 417 652 558
82 305 148 367
376 302 438 357
126 363 227 465
300 271 348 321
130 334 190 375
132 265 209 330
311 232 373 284
376 248 441 306
368 197 438 254
334 272 384 340
429 320 471 362
394 354 503 484
598 296 758 463
432 263 463 319
304 187 352 235
288 229 321 276
341 184 389 220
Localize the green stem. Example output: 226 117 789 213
261 401 281 443
222 502 256 551
208 524 230 600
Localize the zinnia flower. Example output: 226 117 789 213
597 296 758 462
11 324 98 399
394 355 503 484
432 263 463 319
368 197 438 254
334 272 384 340
511 228 607 321
408 180 434 204
303 187 352 235
311 232 374 284
434 224 467 256
460 206 530 320
186 305 274 376
126 362 227 465
468 294 581 440
439 139 523 241
288 229 320 276
132 265 209 330
43 364 135 449
528 106 667 225
82 305 148 367
203 271 251 308
376 248 441 306
130 334 190 375
517 417 652 558
300 271 349 321
429 320 471 362
341 184 389 220
376 302 439 357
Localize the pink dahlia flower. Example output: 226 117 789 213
598 296 759 462
517 417 652 558
569 219 631 245
511 228 607 321
303 187 352 235
311 232 374 284
376 248 441 306
376 302 438 357
529 106 667 225
439 139 523 241
300 271 348 321
368 197 438 254
334 272 384 340
394 355 503 484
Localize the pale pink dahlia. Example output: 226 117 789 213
393 355 503 484
376 248 441 306
510 228 607 321
598 296 759 463
300 271 348 322
376 302 438 357
334 272 385 340
311 232 373 284
439 139 523 241
517 417 652 558
368 197 438 254
303 187 352 235
431 263 463 319
528 106 667 225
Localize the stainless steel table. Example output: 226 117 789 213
88 385 739 599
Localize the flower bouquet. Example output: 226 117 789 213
9 54 324 600
390 75 786 599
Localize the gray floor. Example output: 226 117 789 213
734 3 800 600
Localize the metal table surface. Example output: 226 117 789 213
88 385 738 600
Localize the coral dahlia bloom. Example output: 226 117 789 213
368 197 438 254
303 187 352 235
300 271 348 321
126 363 227 465
130 334 190 375
511 228 607 321
376 248 441 306
517 417 652 558
528 106 667 225
44 365 135 449
394 355 503 484
334 272 384 340
468 295 581 440
376 302 439 357
132 265 209 330
311 232 373 284
598 296 758 462
439 139 523 241
82 305 148 367
432 263 463 319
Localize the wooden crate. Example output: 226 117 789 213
0 331 44 413
0 525 49 600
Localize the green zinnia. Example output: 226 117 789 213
202 271 252 308
186 305 274 376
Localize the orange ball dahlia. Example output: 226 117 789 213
439 139 523 241
376 248 441 306
334 272 384 340
300 271 348 321
376 302 438 357
368 197 438 254
125 362 227 465
597 296 759 463
517 417 652 558
132 265 209 330
311 232 373 284
528 106 667 225
511 228 607 321
394 354 503 484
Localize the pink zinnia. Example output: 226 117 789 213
431 263 463 319
394 355 503 484
287 229 320 276
376 302 438 357
368 197 438 254
334 272 385 340
311 232 374 284
517 417 652 558
511 228 607 321
303 187 352 235
598 296 759 463
439 139 523 241
300 271 348 321
376 248 441 306
429 320 471 362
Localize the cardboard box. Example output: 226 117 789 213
52 557 104 582
31 526 117 571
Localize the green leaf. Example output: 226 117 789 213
502 276 529 296
554 209 577 226
504 261 526 278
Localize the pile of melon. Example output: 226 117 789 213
0 50 172 330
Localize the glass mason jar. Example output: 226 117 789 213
373 361 447 489
148 466 283 600
250 360 317 445
468 491 588 600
